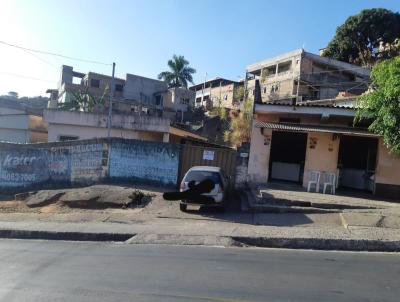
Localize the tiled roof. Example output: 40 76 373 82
254 121 379 137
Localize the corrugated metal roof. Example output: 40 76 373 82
261 101 355 109
255 121 379 137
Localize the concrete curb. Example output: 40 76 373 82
231 236 400 252
0 228 398 252
0 229 135 242
244 204 340 214
244 188 339 214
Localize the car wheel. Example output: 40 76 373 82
180 203 187 212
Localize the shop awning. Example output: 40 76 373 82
254 121 379 137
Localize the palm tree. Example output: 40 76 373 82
158 55 196 88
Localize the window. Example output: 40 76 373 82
196 97 201 103
266 66 276 76
115 84 123 92
59 135 79 141
224 94 228 100
155 95 163 106
90 79 100 88
140 93 150 104
263 87 267 94
311 90 319 99
271 84 279 93
278 61 292 74
184 171 222 185
181 98 189 105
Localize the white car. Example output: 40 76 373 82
179 166 228 212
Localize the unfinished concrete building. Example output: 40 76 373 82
246 48 370 105
48 65 195 122
190 77 244 110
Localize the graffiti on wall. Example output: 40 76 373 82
0 149 48 187
109 142 179 185
49 147 70 181
70 144 104 182
0 139 180 189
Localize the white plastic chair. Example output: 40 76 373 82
307 171 321 193
323 172 336 194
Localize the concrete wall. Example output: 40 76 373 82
109 140 179 185
302 132 340 186
374 138 400 198
85 72 125 99
0 115 29 131
235 143 250 187
169 88 195 112
123 74 167 103
0 138 181 191
0 129 30 143
44 110 170 142
216 83 235 109
47 124 165 143
247 121 271 182
0 114 47 143
58 66 125 102
44 110 169 133
0 141 107 188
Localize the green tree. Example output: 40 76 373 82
224 97 253 147
158 55 196 88
322 8 400 66
210 97 228 120
355 56 400 154
233 85 244 101
59 86 108 112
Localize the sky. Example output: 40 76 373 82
0 0 399 97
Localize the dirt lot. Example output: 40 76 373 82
0 184 164 214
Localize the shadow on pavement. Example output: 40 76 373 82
182 190 315 227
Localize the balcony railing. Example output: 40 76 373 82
195 87 210 97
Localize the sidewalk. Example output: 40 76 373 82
0 184 399 251
247 182 400 214
0 209 399 251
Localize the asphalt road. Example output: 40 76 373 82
0 240 398 302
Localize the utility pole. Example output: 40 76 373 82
201 72 207 107
107 62 116 138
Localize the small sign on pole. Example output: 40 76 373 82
203 150 214 161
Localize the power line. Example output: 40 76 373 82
22 48 59 70
0 72 57 83
0 40 112 66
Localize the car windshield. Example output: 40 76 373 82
185 171 222 184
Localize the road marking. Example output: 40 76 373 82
143 292 255 302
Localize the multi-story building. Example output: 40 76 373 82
48 65 195 121
246 48 370 105
190 77 244 110
246 49 400 199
